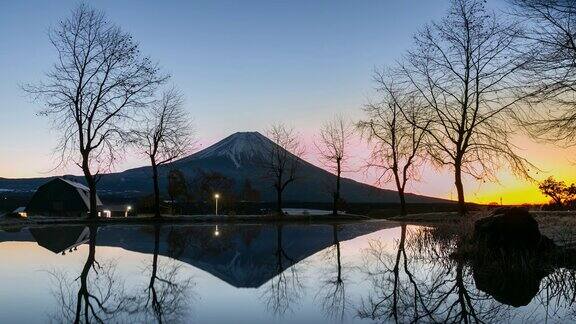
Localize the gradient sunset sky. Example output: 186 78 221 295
0 0 574 204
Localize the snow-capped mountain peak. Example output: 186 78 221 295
186 132 273 168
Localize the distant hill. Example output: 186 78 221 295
0 131 448 204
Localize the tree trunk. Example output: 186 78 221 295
398 188 407 216
276 187 283 214
393 167 407 216
454 161 466 215
82 158 98 219
333 159 341 216
151 158 161 218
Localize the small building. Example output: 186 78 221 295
12 207 27 218
26 178 102 217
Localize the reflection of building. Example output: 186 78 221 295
29 226 90 254
26 178 102 217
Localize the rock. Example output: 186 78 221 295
474 207 543 251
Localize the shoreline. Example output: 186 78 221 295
0 213 375 229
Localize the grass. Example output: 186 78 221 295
390 209 576 248
532 211 576 248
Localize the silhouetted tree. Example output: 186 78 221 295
511 1 576 145
262 124 305 214
167 169 188 213
538 176 576 207
397 0 533 214
23 4 167 218
358 77 429 215
189 170 236 212
131 89 194 218
316 115 354 215
240 179 261 202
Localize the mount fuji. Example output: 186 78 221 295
0 132 446 204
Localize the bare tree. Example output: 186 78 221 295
262 124 305 214
358 78 429 216
315 115 354 215
131 89 194 218
398 0 533 214
23 4 167 218
510 1 576 145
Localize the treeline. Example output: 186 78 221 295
137 169 261 215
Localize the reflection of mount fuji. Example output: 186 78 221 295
0 222 394 288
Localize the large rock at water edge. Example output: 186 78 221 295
474 208 543 250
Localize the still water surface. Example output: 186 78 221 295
0 222 573 323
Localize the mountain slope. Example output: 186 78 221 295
0 131 448 204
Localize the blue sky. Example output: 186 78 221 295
8 0 556 204
0 1 453 178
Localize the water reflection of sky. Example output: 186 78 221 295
0 223 572 323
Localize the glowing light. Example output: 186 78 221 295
125 205 132 217
214 194 220 215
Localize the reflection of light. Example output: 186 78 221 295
214 225 220 237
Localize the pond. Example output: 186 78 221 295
0 222 573 323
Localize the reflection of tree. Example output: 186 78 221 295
261 225 304 317
132 225 195 323
528 264 576 321
47 225 195 323
358 225 431 322
358 225 509 323
48 225 129 323
316 224 348 322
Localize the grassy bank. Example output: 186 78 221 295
388 210 576 248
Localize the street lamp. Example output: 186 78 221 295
214 225 220 237
125 205 132 218
214 193 220 215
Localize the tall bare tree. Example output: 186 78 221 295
24 4 167 218
131 89 194 218
358 77 429 216
315 115 354 215
263 124 305 214
510 1 576 145
398 0 533 214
